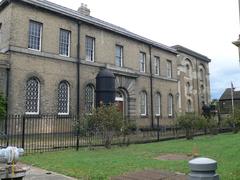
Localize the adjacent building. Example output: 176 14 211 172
0 0 211 127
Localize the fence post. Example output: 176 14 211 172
4 115 8 146
22 115 26 149
76 115 80 151
157 116 160 141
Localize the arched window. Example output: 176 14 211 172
26 77 40 114
140 91 147 116
187 99 192 112
168 94 173 117
186 82 191 95
85 84 95 114
155 93 161 116
200 85 204 95
186 64 190 76
58 81 69 115
200 69 204 81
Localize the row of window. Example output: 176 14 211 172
140 92 173 117
28 20 173 78
25 77 95 115
25 77 176 116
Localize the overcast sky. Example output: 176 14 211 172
49 0 240 99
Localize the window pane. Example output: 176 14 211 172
155 57 160 75
26 78 39 114
28 21 42 50
167 61 172 78
168 94 173 116
85 85 95 114
140 52 146 72
115 45 123 67
59 29 70 56
155 93 161 115
86 36 95 62
140 92 146 115
58 82 69 114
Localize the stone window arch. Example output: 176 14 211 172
58 81 70 115
85 84 95 114
26 77 40 115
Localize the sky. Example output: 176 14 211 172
49 0 240 99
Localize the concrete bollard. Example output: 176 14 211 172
188 157 219 180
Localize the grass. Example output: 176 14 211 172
21 133 240 179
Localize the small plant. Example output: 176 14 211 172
0 92 6 120
225 108 240 133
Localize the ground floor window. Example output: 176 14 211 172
26 77 40 114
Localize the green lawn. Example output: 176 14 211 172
21 133 240 179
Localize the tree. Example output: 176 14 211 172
0 92 6 120
176 113 204 140
225 108 240 133
85 104 124 149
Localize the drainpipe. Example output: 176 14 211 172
77 22 81 117
149 45 154 128
5 67 10 138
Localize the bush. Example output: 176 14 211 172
225 108 240 133
177 113 204 140
85 104 124 149
0 92 6 120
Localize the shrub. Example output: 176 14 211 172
0 92 6 120
177 113 204 140
85 104 124 149
225 108 240 133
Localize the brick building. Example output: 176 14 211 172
0 0 211 127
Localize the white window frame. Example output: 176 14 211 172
168 94 173 117
140 91 147 116
139 52 146 73
58 82 70 116
154 56 160 75
25 78 40 115
155 93 161 116
85 36 95 62
59 29 71 57
115 45 123 67
28 20 42 51
167 60 172 78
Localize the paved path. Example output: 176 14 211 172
22 164 77 180
111 169 187 180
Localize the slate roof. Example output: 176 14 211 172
172 45 211 62
219 88 240 101
0 0 177 54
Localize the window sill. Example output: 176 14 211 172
140 115 148 118
28 48 41 52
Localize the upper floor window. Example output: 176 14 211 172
154 56 160 75
186 64 190 76
140 91 147 116
85 84 95 114
58 81 69 115
139 52 146 72
85 36 95 62
26 77 40 115
200 69 204 81
168 94 173 117
28 20 42 51
155 93 161 116
59 29 71 57
115 45 123 67
167 60 172 78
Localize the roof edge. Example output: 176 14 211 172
172 45 211 62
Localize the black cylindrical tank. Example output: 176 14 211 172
96 69 116 107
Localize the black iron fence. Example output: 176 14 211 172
0 115 231 154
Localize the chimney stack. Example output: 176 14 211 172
78 3 90 16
